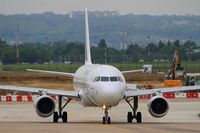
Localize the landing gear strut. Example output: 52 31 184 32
125 96 142 123
102 106 111 124
53 96 71 123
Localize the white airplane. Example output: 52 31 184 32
0 8 200 124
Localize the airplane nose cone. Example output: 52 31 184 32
96 83 125 106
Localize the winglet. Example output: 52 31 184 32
84 8 92 65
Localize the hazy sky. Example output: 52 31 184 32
0 0 200 15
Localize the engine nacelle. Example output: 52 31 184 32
148 96 169 118
34 95 55 118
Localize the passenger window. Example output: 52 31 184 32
118 76 124 82
101 77 109 82
93 76 100 82
110 77 118 82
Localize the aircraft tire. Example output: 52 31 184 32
62 111 68 123
53 112 59 123
127 112 133 123
136 112 142 123
103 116 106 124
107 117 111 124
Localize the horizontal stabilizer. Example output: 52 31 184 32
122 69 144 74
26 69 74 77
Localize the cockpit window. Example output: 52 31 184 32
93 76 100 82
118 76 124 82
93 76 123 82
101 77 109 82
110 76 118 82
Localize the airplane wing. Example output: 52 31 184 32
26 69 74 77
0 85 79 99
122 69 144 74
125 85 200 98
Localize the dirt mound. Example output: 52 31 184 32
124 72 165 82
0 71 165 95
0 72 74 94
0 71 165 82
0 71 72 82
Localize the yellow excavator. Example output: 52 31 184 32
165 49 196 86
165 50 184 86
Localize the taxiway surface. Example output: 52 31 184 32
0 99 200 133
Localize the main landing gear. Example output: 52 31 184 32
125 96 142 123
53 96 71 123
102 105 111 124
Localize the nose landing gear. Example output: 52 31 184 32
126 96 142 123
102 105 111 124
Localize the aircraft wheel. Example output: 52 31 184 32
53 112 59 123
127 112 133 123
107 117 111 124
62 111 68 123
136 112 142 123
103 116 106 124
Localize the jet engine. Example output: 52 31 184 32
34 95 55 117
148 96 169 118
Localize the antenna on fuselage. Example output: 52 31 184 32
84 8 92 65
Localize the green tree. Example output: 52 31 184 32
20 46 38 63
3 48 16 64
98 39 107 48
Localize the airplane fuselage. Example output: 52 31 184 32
73 64 126 107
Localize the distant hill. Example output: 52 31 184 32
0 11 200 48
